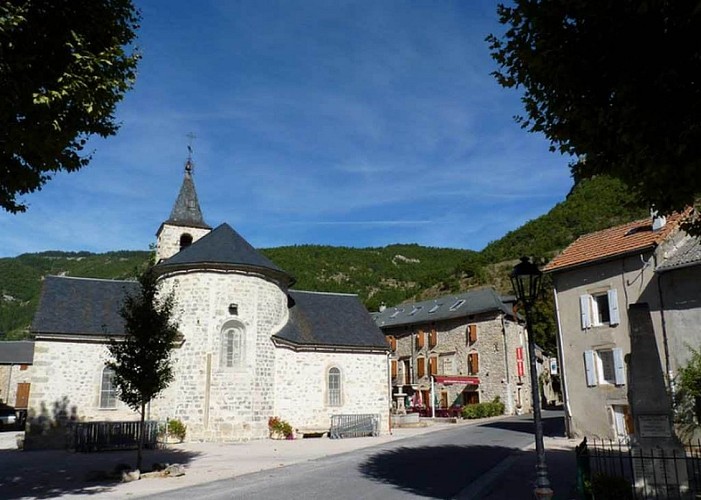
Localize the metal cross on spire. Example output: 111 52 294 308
185 132 197 174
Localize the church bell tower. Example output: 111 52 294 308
155 157 211 262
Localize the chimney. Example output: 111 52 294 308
651 209 666 231
379 302 386 312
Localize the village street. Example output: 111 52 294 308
0 411 576 499
139 410 573 500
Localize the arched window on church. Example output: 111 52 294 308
100 367 117 409
327 367 342 406
221 322 245 369
179 233 193 251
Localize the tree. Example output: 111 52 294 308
107 267 179 470
0 0 140 213
488 1 701 234
673 347 701 440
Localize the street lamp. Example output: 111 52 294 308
510 256 553 500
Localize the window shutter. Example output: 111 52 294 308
468 324 477 343
391 360 398 378
613 348 625 385
417 330 425 349
388 336 397 351
429 329 437 348
468 353 479 375
429 357 437 375
584 350 597 386
608 289 620 326
580 295 592 330
417 357 426 377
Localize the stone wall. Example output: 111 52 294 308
151 269 289 441
0 364 33 407
27 341 137 423
385 312 530 415
274 348 390 434
156 224 211 262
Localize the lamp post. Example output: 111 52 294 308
510 256 553 500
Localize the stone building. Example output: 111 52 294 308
543 211 701 439
373 288 531 415
28 162 390 441
0 341 34 421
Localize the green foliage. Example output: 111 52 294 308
488 1 701 235
461 397 505 419
673 347 701 439
165 419 187 442
268 416 294 438
107 266 179 469
0 0 140 213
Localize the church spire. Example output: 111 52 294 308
165 155 210 230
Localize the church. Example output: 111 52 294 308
29 160 390 441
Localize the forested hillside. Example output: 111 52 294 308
0 175 648 345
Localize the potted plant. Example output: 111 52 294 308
268 416 294 440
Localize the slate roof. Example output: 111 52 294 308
373 287 514 329
163 168 210 230
543 212 687 273
0 341 34 364
156 223 295 285
657 236 701 272
273 291 388 350
31 276 138 337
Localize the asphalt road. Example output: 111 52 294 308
145 410 565 500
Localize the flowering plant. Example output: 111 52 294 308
268 416 294 439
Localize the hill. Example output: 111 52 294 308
0 175 648 342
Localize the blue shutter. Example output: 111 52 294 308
584 350 597 387
580 295 592 330
608 289 620 326
613 348 625 385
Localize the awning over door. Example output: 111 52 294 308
433 375 480 386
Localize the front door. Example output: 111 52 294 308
15 382 30 409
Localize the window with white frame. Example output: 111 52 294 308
580 289 620 329
327 367 342 406
221 322 245 369
100 367 117 409
584 348 626 386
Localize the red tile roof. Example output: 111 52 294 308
543 212 687 273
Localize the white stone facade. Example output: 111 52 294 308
156 224 211 262
27 341 136 422
274 348 390 434
149 268 290 441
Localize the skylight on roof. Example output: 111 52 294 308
409 306 422 316
389 308 404 318
449 299 465 311
428 304 441 313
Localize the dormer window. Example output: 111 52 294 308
390 309 404 319
449 299 465 311
409 306 422 316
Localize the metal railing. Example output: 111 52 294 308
329 414 379 439
576 437 701 499
69 420 160 452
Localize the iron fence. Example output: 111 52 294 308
329 414 379 439
69 420 160 452
576 437 701 499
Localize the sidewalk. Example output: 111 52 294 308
0 416 578 499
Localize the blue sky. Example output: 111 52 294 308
0 1 573 258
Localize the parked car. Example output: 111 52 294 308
0 407 17 429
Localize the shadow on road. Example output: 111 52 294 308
359 444 576 499
0 447 200 499
479 413 565 438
